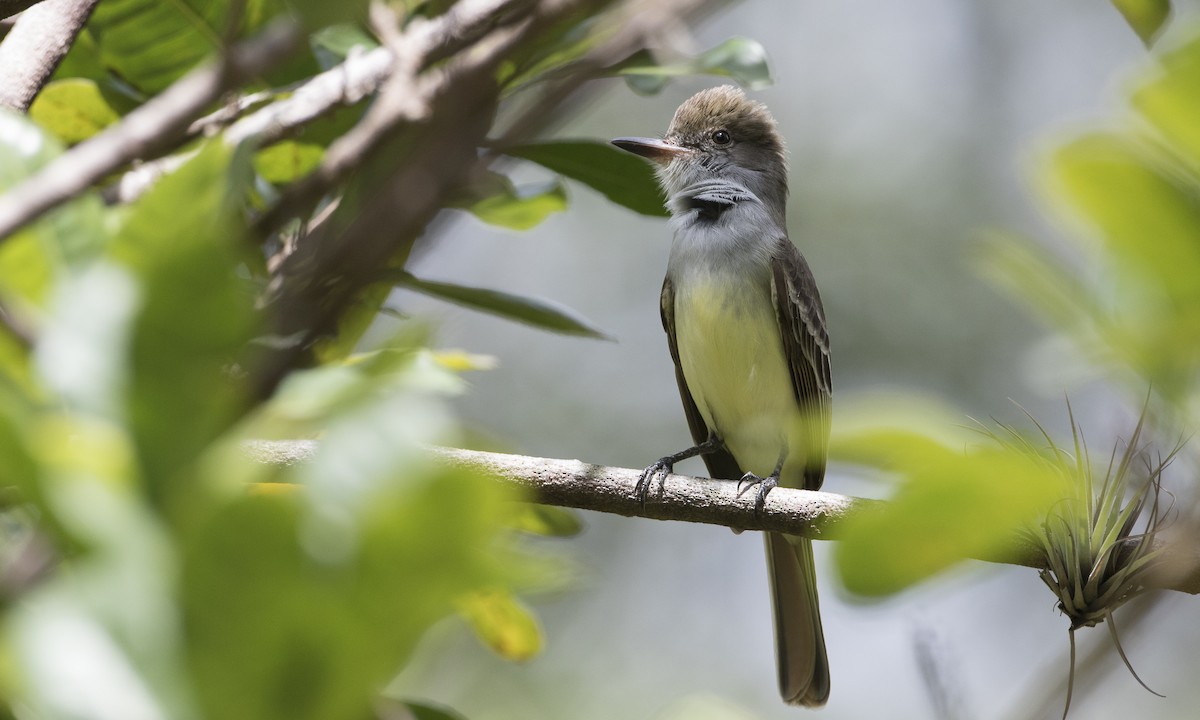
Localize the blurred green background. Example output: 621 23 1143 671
3 0 1199 718
388 2 1200 718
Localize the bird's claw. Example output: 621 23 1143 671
736 472 779 518
635 458 673 506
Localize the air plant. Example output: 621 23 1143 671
985 403 1177 719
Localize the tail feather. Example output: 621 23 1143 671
765 531 829 707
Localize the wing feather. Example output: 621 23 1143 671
768 238 832 491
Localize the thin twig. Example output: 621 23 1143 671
0 0 99 111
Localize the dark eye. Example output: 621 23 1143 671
711 129 732 145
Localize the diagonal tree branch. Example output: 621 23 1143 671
248 0 718 399
0 0 99 112
242 440 1200 596
0 18 302 243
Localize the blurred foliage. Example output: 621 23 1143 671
986 29 1200 410
0 110 545 720
832 27 1200 609
27 79 120 145
616 37 772 96
832 416 1068 596
14 0 1197 714
0 1 776 718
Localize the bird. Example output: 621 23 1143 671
611 85 832 707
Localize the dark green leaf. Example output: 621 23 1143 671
617 37 772 95
287 0 369 32
86 0 286 94
394 271 610 339
504 140 668 217
400 701 469 720
313 282 394 364
1111 0 1171 46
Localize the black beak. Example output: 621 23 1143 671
611 136 693 165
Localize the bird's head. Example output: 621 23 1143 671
612 85 788 217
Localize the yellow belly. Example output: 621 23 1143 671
674 276 807 486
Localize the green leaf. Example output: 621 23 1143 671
7 412 195 718
313 281 393 364
510 504 583 537
310 23 379 69
456 589 544 662
453 171 568 230
28 79 120 144
396 701 469 720
86 0 286 94
393 271 610 339
1111 0 1171 46
254 141 324 184
110 140 260 514
501 19 606 92
287 0 369 32
186 383 527 720
617 37 773 95
504 140 668 217
1042 132 1200 393
1132 32 1200 167
834 438 1064 596
0 111 106 306
830 406 1067 597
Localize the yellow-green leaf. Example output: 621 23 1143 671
456 589 543 662
832 426 1066 597
1111 0 1171 46
510 504 583 537
28 79 120 144
1132 32 1200 167
454 172 569 231
254 141 324 185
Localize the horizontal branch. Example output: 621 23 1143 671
242 440 1200 595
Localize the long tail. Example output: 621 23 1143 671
765 531 830 707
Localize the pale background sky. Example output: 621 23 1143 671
389 2 1200 718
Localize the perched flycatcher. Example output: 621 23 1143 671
612 85 832 707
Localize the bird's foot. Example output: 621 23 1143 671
635 458 674 506
736 472 779 518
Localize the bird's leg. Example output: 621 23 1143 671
636 432 724 506
736 446 787 518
